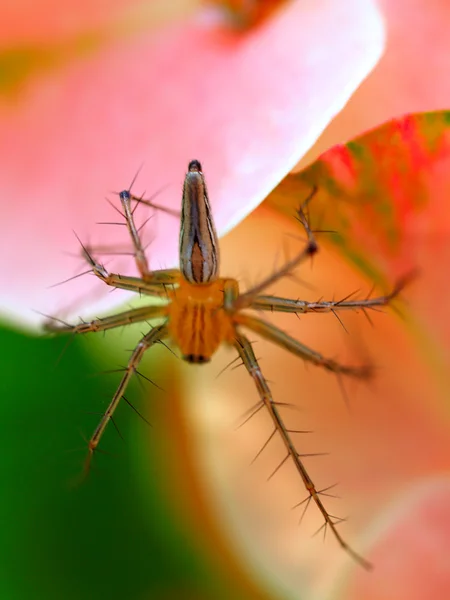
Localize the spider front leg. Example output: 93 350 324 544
119 190 152 280
74 231 178 296
72 233 169 295
44 305 168 334
249 273 412 315
119 190 179 283
235 187 318 309
233 331 371 569
129 191 180 218
73 187 181 294
82 323 167 478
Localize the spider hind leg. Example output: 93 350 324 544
233 331 371 569
81 323 167 478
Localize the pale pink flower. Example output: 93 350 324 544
0 0 384 328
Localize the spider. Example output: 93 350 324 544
45 159 407 568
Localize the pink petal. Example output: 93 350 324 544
345 479 450 600
302 0 450 161
0 0 384 329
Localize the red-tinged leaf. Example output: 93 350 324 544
267 111 450 283
266 111 450 361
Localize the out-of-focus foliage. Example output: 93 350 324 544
0 324 270 599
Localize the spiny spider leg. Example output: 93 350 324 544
233 332 371 569
128 192 180 218
235 314 371 378
44 305 168 334
235 189 318 308
83 323 167 478
119 190 152 280
250 273 412 314
75 232 178 296
48 160 394 567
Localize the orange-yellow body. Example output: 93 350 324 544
167 277 236 362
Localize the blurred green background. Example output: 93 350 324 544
0 320 270 600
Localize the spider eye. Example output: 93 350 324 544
183 354 210 364
188 159 202 172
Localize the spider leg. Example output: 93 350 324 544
119 190 162 281
235 314 371 378
75 232 178 296
249 273 410 314
82 323 167 478
233 331 371 569
235 189 318 308
44 304 168 334
129 192 180 218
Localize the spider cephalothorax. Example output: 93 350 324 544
46 159 407 567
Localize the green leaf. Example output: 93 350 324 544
0 322 274 599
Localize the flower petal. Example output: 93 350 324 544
345 479 450 600
0 0 384 329
300 0 450 163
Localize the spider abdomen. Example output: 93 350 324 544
167 278 235 363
